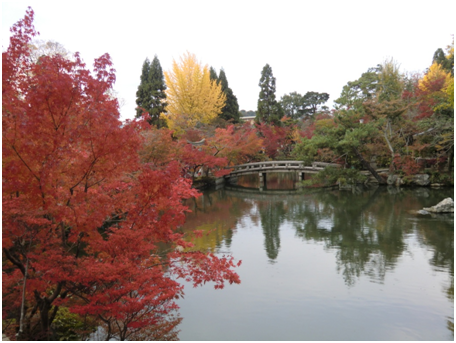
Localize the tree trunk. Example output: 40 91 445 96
18 258 29 340
383 120 395 162
352 147 386 184
28 282 63 340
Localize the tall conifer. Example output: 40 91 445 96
218 69 240 123
209 66 218 82
136 55 167 127
256 64 282 125
136 58 151 117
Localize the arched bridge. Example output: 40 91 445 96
224 161 341 188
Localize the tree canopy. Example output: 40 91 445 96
2 10 240 341
294 48 454 183
280 91 330 119
135 55 167 127
218 69 240 123
163 52 226 135
256 64 283 125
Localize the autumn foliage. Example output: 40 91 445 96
206 124 264 165
256 122 293 159
2 9 240 341
411 63 454 120
163 52 226 135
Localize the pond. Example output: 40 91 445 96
175 175 454 341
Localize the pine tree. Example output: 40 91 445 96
256 64 282 125
136 55 167 127
218 69 240 123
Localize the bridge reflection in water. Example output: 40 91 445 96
231 173 299 191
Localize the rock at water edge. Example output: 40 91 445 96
423 197 454 213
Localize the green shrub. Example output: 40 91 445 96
429 172 453 185
401 176 412 185
301 167 367 188
52 307 96 341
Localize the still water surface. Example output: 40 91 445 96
176 174 454 340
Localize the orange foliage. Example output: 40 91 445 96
256 123 294 159
206 124 264 165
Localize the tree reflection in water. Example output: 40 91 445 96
182 189 254 252
192 185 453 290
258 200 285 262
289 186 409 286
412 199 454 334
179 183 454 338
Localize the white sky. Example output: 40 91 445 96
2 1 455 121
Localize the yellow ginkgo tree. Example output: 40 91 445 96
163 52 226 134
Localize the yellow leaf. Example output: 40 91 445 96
163 52 226 135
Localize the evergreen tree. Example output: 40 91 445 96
433 48 447 66
209 66 218 82
433 47 454 75
256 64 283 125
302 91 330 116
135 55 167 127
335 66 381 111
218 69 240 123
280 92 304 119
281 91 330 119
136 58 151 117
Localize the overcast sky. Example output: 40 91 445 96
2 1 455 121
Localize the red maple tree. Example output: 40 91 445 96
2 9 240 341
256 122 293 159
206 123 264 165
178 142 230 179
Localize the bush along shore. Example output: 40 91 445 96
297 166 453 190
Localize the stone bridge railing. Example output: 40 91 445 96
224 161 342 189
226 161 341 176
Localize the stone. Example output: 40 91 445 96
431 183 443 188
412 174 430 186
387 174 398 185
423 197 454 213
339 183 353 191
395 177 404 187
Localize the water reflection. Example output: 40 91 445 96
413 204 454 334
289 186 409 286
236 172 298 190
182 189 254 252
187 186 454 287
179 184 454 340
258 200 284 262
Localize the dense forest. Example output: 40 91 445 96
2 7 453 341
